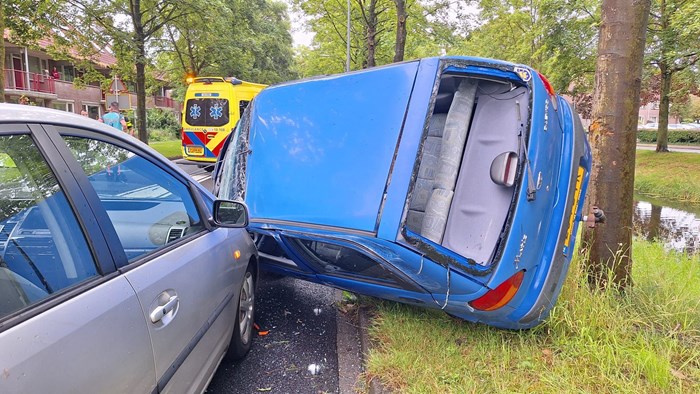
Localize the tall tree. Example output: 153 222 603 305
582 0 651 289
457 0 599 96
68 0 192 143
154 0 295 97
293 0 453 76
646 0 700 152
1 0 61 102
392 0 406 62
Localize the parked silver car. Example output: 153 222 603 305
0 104 257 393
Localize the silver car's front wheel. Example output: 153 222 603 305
226 265 255 361
238 271 255 345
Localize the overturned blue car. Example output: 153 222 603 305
214 56 591 329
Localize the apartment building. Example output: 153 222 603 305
2 32 179 119
638 101 680 126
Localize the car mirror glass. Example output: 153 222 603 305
214 200 249 227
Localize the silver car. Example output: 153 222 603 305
0 104 257 393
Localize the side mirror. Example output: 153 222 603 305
213 200 249 227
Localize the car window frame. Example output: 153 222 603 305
43 124 215 271
0 123 118 331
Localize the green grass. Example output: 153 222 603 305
363 241 700 393
636 151 700 203
148 139 182 160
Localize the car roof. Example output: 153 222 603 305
0 103 152 149
0 103 210 195
1 103 118 133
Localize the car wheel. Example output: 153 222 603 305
226 265 255 361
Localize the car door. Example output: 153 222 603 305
52 127 243 393
0 124 155 393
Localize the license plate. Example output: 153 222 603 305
564 167 585 248
186 146 205 156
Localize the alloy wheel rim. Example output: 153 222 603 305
238 272 254 345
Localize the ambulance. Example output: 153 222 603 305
181 77 266 167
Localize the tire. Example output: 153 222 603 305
226 265 255 361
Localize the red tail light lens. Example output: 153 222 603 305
537 72 555 96
469 271 525 311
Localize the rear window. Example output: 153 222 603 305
185 98 230 127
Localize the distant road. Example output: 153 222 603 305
637 143 700 154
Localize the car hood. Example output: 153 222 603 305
243 61 422 233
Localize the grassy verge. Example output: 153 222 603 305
636 150 700 203
148 139 182 160
363 240 700 393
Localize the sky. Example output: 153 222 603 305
285 1 315 47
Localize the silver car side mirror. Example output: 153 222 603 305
213 200 249 227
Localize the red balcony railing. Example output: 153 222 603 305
154 95 176 108
3 69 56 94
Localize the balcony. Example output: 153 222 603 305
154 95 179 110
3 69 56 95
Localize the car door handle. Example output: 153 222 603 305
150 295 179 323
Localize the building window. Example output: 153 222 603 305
52 102 74 112
83 104 100 120
62 65 75 82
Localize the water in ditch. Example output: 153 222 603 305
633 195 700 255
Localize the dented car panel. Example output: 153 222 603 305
215 56 592 329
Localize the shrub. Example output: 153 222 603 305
146 108 180 139
637 129 700 144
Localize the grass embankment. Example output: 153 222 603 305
363 241 700 393
635 150 700 203
148 139 182 160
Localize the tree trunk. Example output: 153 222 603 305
581 0 651 290
656 68 672 152
393 0 406 63
132 0 148 143
365 0 377 68
0 0 6 103
655 0 670 153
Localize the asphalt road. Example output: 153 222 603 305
176 160 361 394
207 274 342 394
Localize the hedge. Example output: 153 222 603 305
637 129 700 144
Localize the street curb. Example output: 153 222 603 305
357 303 386 394
336 290 364 394
335 291 388 394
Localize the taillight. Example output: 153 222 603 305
537 72 558 111
469 271 525 311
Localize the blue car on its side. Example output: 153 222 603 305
214 56 592 329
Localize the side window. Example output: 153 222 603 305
0 135 98 319
239 100 250 118
286 238 406 287
62 136 204 261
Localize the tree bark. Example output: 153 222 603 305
656 67 672 152
655 0 670 152
393 0 406 63
365 0 377 68
582 0 651 290
0 0 6 103
132 0 148 143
